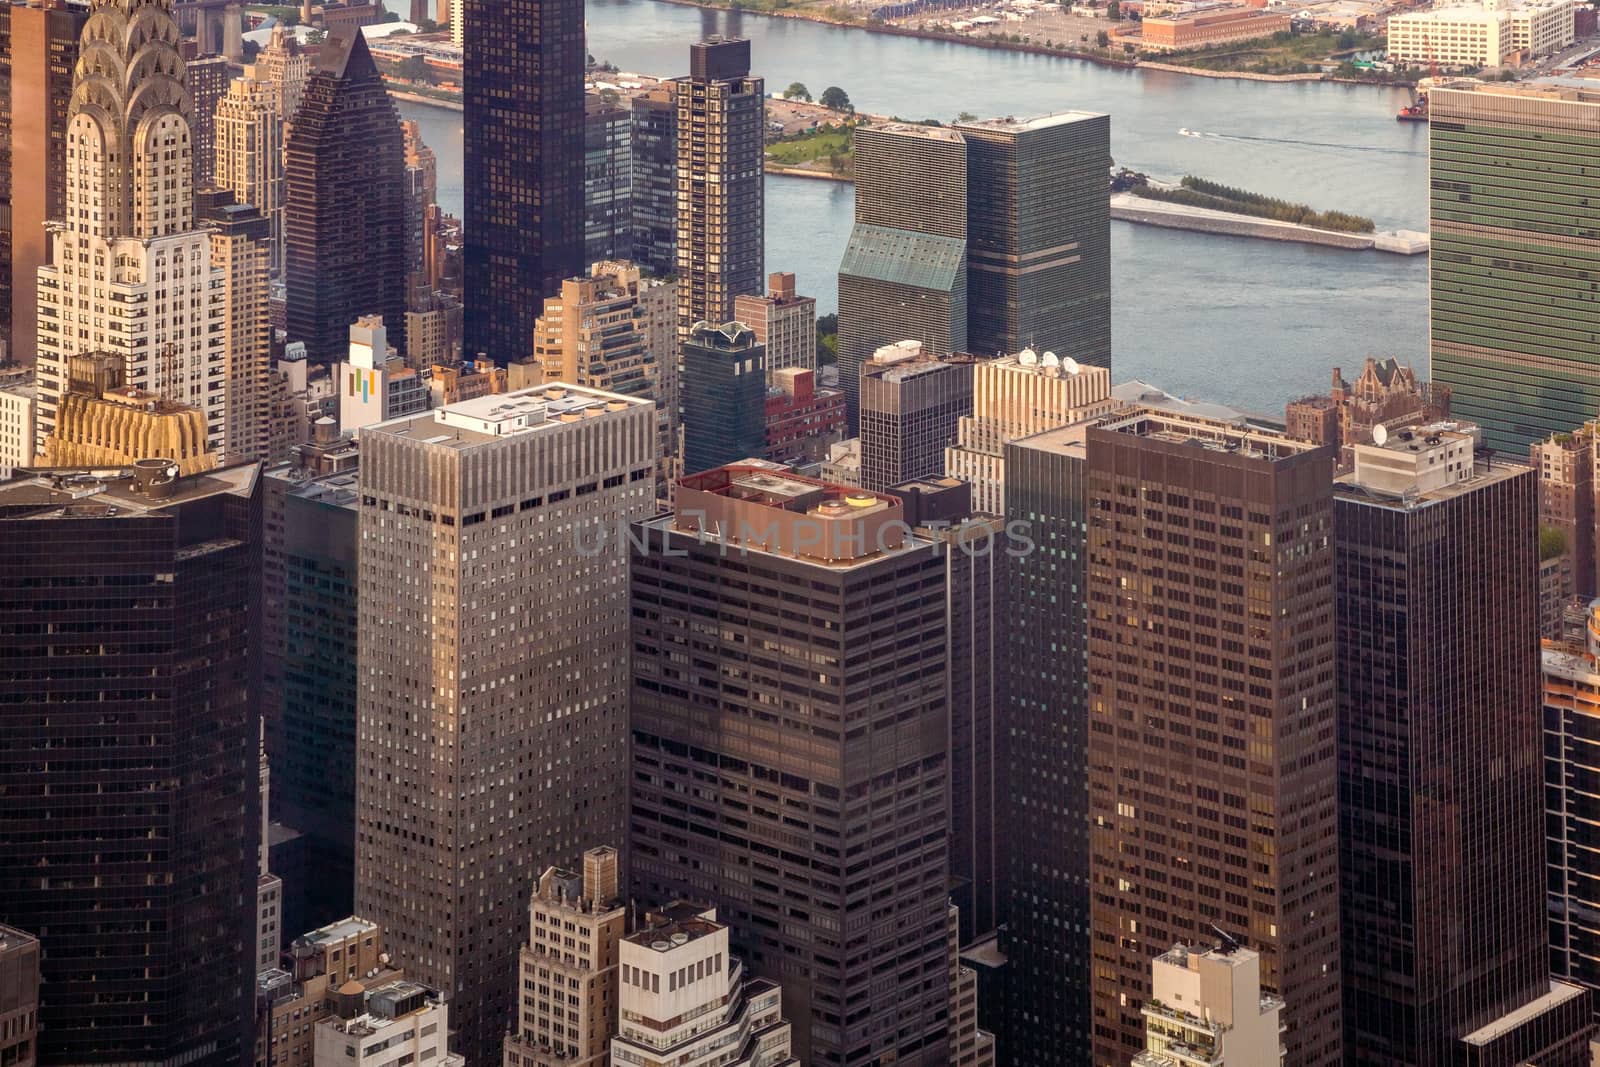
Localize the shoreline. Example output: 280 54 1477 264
635 0 1406 83
387 86 463 111
1109 192 1428 254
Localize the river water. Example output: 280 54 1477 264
395 0 1430 413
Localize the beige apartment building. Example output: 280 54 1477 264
733 271 816 381
503 847 627 1067
944 347 1113 515
255 917 399 1067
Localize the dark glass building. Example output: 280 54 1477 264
955 113 1111 366
1084 411 1342 1067
186 53 230 189
681 320 767 473
0 463 262 1067
857 345 976 493
630 466 952 1067
630 86 677 277
263 465 360 936
837 123 968 431
461 0 584 363
674 37 764 330
1338 424 1596 1065
1430 85 1600 454
584 90 632 264
998 424 1092 1065
284 26 406 364
895 478 1007 947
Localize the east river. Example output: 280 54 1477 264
393 0 1431 413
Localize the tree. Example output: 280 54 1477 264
600 87 621 108
816 314 839 365
1096 28 1109 46
416 16 439 31
380 8 400 20
1107 0 1120 18
398 55 430 82
957 110 977 122
820 85 853 111
785 81 812 101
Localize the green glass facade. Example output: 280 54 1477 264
1431 87 1600 454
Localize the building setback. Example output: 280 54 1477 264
675 37 764 330
355 386 656 1066
1430 84 1600 453
998 423 1094 1064
1339 423 1596 1065
955 113 1111 366
0 463 262 1067
837 122 968 431
1084 411 1342 1067
1 0 86 366
284 26 406 364
630 466 953 1067
461 0 584 362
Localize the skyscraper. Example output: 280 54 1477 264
35 0 227 452
502 848 627 1067
1430 84 1600 453
0 462 262 1067
583 91 632 264
954 113 1111 364
199 186 272 461
251 23 309 126
944 347 1114 515
214 74 285 275
1544 599 1600 1015
629 86 677 277
999 421 1094 1063
284 26 406 364
1 0 86 366
1338 422 1596 1065
630 466 952 1067
857 340 976 493
838 122 968 430
187 53 231 188
1085 411 1342 1067
355 385 656 1065
461 0 584 363
262 463 360 937
674 37 764 330
680 320 767 472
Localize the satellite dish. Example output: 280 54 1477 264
1063 356 1080 375
1372 424 1388 446
1041 352 1060 368
1018 348 1038 366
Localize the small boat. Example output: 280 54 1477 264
1396 92 1428 123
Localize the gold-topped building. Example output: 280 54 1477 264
44 353 215 475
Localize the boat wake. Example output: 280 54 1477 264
1178 127 1419 155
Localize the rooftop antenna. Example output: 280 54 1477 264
1210 924 1242 953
